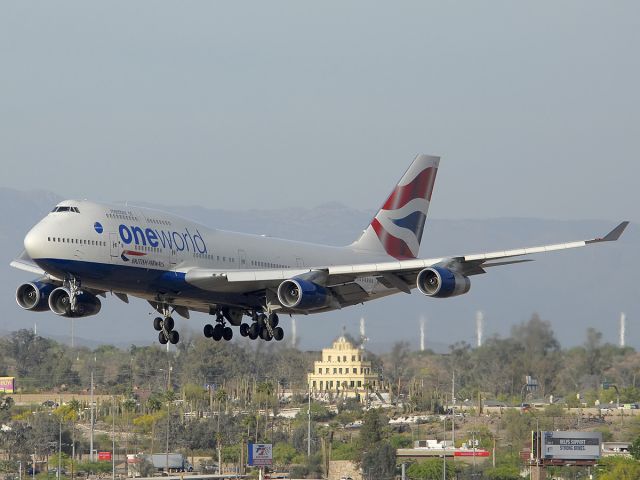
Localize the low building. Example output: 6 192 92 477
307 336 381 398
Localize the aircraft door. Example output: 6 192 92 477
238 249 247 268
296 257 305 267
169 248 177 270
109 233 121 261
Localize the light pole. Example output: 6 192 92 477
307 384 312 457
442 416 446 480
159 363 173 475
90 370 94 462
58 416 62 480
112 397 116 480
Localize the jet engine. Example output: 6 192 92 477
416 267 471 298
16 282 56 312
48 287 102 317
277 278 329 310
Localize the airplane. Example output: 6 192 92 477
11 154 628 345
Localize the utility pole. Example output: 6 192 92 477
112 397 116 480
90 370 94 462
58 418 62 480
442 416 446 480
165 362 172 475
451 370 456 444
307 385 312 457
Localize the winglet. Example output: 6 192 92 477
586 221 630 244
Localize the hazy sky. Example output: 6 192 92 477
1 2 638 222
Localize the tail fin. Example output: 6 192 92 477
350 154 439 259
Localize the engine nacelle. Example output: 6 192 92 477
16 282 56 312
416 267 471 298
48 287 102 318
277 278 329 311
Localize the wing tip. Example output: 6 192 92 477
587 221 630 244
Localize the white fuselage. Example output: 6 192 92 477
23 200 395 313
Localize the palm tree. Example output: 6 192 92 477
66 399 81 480
122 398 137 475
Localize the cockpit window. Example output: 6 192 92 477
51 206 80 213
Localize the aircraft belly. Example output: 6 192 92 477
34 258 261 310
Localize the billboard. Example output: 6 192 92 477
541 431 601 461
98 452 112 461
454 450 490 457
0 377 14 393
248 443 272 466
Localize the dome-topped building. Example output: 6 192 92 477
307 336 381 398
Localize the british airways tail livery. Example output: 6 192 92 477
11 154 628 345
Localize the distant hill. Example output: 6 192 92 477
2 187 636 352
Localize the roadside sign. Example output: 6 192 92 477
248 443 272 466
98 452 112 461
541 431 601 461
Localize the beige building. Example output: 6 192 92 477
308 336 381 397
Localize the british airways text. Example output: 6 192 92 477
118 224 207 254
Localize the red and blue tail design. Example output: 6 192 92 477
351 154 439 259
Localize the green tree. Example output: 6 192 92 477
361 441 395 480
406 458 454 479
630 435 640 460
359 409 386 451
596 456 640 480
273 443 297 466
511 314 561 396
483 464 521 480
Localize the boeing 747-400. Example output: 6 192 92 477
11 154 628 344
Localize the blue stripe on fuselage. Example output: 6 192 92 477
31 258 253 307
35 257 188 293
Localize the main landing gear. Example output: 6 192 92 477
153 305 179 345
203 309 234 342
239 312 284 342
202 309 285 342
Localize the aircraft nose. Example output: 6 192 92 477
24 224 46 259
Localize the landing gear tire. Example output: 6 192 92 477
153 304 181 344
257 313 267 327
204 324 214 338
163 316 174 331
223 327 233 341
267 313 279 328
248 323 259 340
240 323 250 337
212 324 224 341
260 326 272 341
273 326 284 341
153 317 163 331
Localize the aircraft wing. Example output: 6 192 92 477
186 222 629 296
